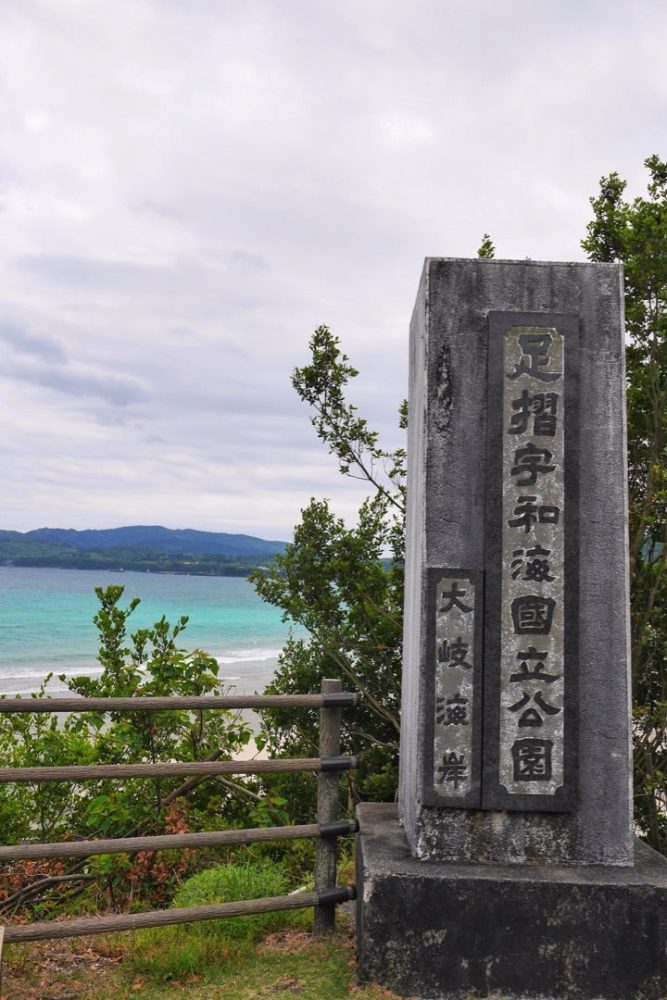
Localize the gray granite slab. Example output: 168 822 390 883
399 258 631 865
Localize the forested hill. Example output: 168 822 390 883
0 525 287 576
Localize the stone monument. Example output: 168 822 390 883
356 258 667 1000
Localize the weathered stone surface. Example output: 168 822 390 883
399 258 632 865
430 569 482 808
491 316 571 809
356 804 667 1000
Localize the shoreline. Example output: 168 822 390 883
0 652 281 700
3 563 260 579
0 559 278 580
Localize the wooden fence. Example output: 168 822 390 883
0 678 360 945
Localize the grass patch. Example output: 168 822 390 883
102 924 401 999
2 922 402 1000
126 859 309 981
2 856 391 999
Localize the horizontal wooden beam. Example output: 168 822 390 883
0 820 360 862
0 755 359 784
0 693 361 714
2 886 356 943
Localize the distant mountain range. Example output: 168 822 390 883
0 525 287 576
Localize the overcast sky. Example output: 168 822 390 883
0 0 663 540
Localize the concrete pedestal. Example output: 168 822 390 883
356 804 667 1000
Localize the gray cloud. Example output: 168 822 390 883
16 254 174 291
0 0 663 537
0 320 66 362
8 361 148 407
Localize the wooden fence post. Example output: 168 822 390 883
313 677 342 935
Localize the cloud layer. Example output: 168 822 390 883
0 0 664 538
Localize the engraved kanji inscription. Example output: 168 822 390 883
509 390 560 437
436 750 468 789
508 496 560 532
510 647 560 684
510 443 557 487
511 546 555 582
512 738 553 782
500 326 565 797
508 689 561 727
437 637 472 668
438 580 473 614
511 595 556 635
432 572 477 802
507 332 562 382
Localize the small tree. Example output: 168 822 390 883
477 233 496 258
251 327 406 807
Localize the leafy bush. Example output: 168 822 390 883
130 859 307 980
0 586 257 916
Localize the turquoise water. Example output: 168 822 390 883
0 566 297 695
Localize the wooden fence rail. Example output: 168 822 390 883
0 755 359 784
0 692 361 714
0 819 359 864
3 887 357 944
0 678 358 946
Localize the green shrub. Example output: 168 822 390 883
130 859 308 980
172 860 292 937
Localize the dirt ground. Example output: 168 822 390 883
0 935 125 1000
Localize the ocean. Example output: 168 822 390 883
0 566 298 696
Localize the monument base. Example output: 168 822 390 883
356 804 667 1000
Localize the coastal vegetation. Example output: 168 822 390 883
0 545 269 576
0 586 298 921
0 586 359 992
0 525 285 577
253 155 667 856
250 330 405 809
